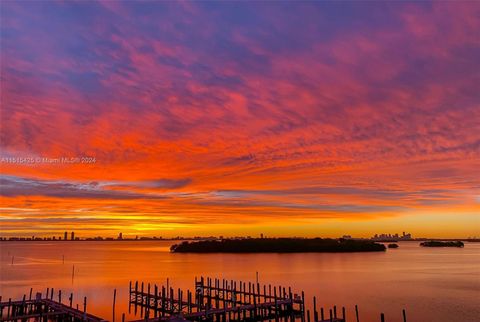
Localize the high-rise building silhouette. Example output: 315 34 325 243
71 231 75 241
64 231 68 240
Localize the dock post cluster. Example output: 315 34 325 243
0 277 407 322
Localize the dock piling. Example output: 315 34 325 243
113 288 117 322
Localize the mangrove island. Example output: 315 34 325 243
170 238 386 253
420 240 464 248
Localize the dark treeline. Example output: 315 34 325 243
420 240 464 247
170 238 386 253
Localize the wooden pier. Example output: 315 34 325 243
0 291 107 322
128 277 345 322
0 277 407 322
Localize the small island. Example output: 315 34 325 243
420 241 464 248
171 238 386 253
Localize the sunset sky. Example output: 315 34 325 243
1 1 479 238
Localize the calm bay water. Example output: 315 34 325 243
0 241 479 322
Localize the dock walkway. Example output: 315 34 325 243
0 295 107 322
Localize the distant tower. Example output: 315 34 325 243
118 232 123 240
260 233 264 239
71 231 75 241
64 231 68 240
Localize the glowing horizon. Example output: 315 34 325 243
1 2 479 238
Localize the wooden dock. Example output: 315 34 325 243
0 276 408 322
128 277 345 322
0 291 107 322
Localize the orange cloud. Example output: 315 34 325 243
1 2 479 238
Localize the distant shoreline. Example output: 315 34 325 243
1 238 478 243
